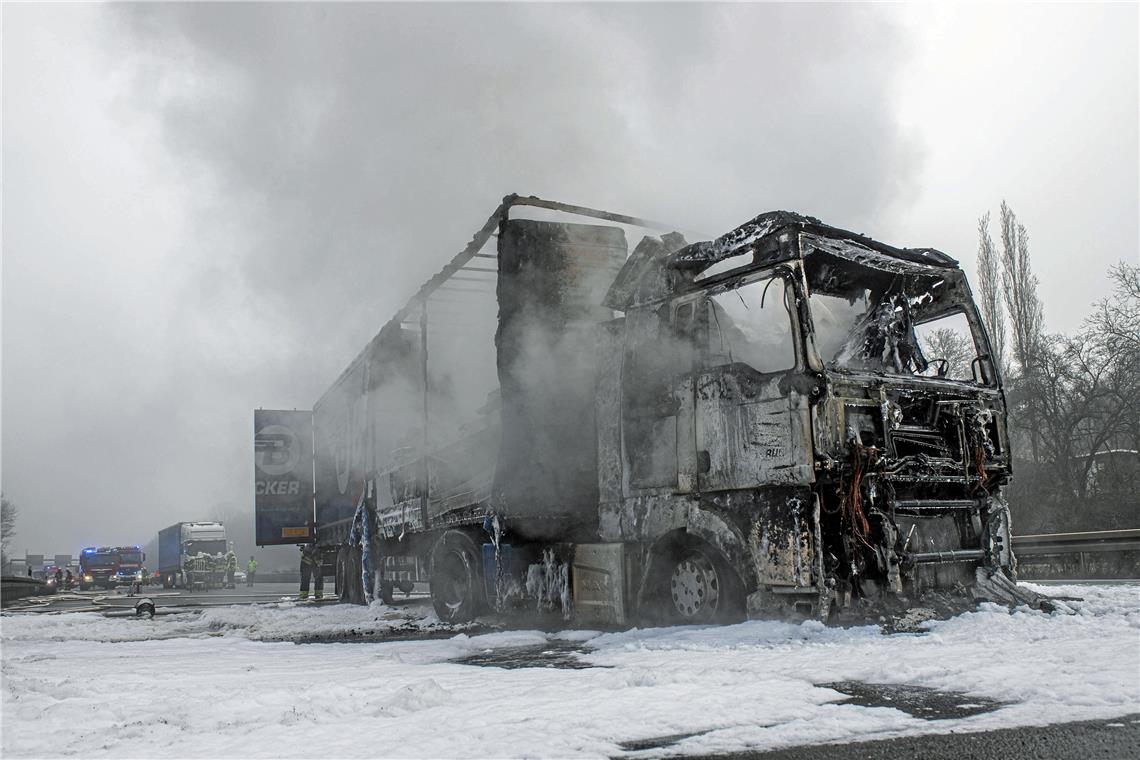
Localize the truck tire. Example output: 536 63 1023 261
430 531 485 623
647 536 744 626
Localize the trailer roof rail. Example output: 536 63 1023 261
316 194 673 409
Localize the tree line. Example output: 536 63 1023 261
975 202 1139 533
1 493 17 574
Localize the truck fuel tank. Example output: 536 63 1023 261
572 543 630 627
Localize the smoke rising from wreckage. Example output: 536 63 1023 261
254 194 1051 629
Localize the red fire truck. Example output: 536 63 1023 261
78 546 146 591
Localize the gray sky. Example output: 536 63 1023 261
3 3 1137 559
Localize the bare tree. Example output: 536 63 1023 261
1 494 18 574
1091 262 1140 359
997 201 1045 461
1085 263 1140 508
999 200 1045 374
975 211 1006 375
920 327 974 379
1007 264 1140 530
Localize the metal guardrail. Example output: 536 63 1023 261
1012 529 1140 556
1013 529 1140 581
1 576 55 606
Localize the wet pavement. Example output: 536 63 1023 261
452 640 600 670
819 681 1007 720
618 731 714 753
611 682 1009 755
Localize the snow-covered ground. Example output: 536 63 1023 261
2 583 1137 758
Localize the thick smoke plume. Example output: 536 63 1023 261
7 3 921 554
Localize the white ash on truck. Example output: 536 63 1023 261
256 194 1048 625
158 521 228 589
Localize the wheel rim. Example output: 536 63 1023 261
669 551 720 620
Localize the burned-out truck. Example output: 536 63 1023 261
260 194 1037 625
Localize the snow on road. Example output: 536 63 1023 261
2 583 1137 758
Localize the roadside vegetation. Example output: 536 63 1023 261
973 202 1138 532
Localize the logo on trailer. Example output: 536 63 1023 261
254 409 314 546
255 424 302 476
255 480 302 495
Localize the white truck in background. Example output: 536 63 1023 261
158 521 228 589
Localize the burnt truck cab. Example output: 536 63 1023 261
602 211 1016 621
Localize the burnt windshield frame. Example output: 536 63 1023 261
803 254 997 386
911 306 987 382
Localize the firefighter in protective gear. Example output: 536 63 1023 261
225 550 238 589
298 541 324 600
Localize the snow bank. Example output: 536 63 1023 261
2 585 1137 758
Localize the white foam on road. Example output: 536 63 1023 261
2 584 1137 758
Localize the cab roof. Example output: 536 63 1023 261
666 210 959 273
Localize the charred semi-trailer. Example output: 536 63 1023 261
258 195 1045 625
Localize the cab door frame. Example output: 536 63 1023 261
674 264 816 493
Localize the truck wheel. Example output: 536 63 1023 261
649 537 744 626
430 531 485 624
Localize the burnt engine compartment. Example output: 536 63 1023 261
815 381 1012 607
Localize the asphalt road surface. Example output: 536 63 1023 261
691 715 1140 760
